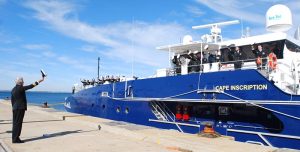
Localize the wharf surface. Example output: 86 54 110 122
0 99 294 152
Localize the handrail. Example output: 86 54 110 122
150 101 183 132
150 102 168 120
170 57 270 74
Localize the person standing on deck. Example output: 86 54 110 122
11 76 45 143
252 44 267 70
233 46 243 69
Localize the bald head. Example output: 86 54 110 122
15 77 24 85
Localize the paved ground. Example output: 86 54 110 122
0 100 282 152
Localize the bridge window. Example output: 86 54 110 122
101 92 109 97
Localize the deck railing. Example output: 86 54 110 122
169 58 270 75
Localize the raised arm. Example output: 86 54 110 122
23 77 45 90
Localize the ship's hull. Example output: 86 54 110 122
65 69 300 149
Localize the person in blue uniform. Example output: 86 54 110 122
11 76 44 143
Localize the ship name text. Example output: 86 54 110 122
215 84 268 91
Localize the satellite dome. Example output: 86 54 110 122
266 4 292 32
182 35 193 44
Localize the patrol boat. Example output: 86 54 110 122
65 4 300 149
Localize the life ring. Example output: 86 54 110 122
256 57 262 65
268 53 277 70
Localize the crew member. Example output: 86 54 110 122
72 86 75 94
252 44 267 70
233 46 243 69
11 76 44 143
215 50 221 62
208 52 216 69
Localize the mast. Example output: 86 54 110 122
97 57 100 79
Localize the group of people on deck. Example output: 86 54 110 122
232 44 278 70
172 42 281 74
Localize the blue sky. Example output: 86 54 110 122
0 0 299 92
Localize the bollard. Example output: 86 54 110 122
42 102 49 108
198 121 221 138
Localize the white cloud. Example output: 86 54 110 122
22 46 94 74
0 31 20 44
80 45 99 53
57 56 94 72
23 44 51 50
196 0 264 24
24 0 188 69
24 1 118 46
186 5 205 17
42 50 56 57
196 0 300 36
19 42 94 73
286 1 300 32
0 47 17 53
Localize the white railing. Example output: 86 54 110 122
169 58 268 75
273 60 299 94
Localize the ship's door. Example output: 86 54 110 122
125 80 134 98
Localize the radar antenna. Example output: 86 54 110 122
192 20 240 43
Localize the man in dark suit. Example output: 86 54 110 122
233 46 243 69
11 76 44 143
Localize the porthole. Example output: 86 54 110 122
101 92 109 97
125 107 129 114
102 104 106 109
91 104 94 107
116 106 121 113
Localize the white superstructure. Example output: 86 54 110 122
157 4 300 95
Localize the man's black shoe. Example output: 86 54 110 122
12 139 24 143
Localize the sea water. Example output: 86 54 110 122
0 91 71 111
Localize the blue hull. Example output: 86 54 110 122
65 69 300 149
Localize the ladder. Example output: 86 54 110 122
152 108 166 121
150 101 167 121
150 101 175 121
150 100 183 132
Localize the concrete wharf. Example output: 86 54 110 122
0 100 297 152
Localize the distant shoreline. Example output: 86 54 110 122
0 90 70 94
